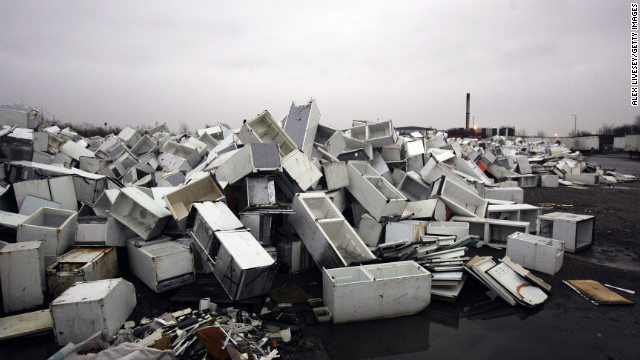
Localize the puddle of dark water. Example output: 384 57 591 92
303 279 639 360
3 278 639 360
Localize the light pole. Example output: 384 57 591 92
571 114 577 136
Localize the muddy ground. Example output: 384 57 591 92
2 153 640 360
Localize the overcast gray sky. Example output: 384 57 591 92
0 0 635 135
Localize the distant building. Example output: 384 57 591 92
498 126 515 137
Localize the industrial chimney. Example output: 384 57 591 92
465 93 470 130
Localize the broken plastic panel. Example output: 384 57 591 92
46 247 118 297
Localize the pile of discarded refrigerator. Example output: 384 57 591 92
0 100 634 358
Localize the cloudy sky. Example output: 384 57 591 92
0 1 634 135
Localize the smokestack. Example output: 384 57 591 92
465 93 470 130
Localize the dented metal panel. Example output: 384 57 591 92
284 98 320 155
13 176 78 211
213 230 277 301
238 177 276 211
322 161 349 191
281 149 323 192
50 278 136 345
0 241 45 313
19 195 61 215
9 160 108 206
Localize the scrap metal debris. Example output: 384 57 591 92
0 99 637 358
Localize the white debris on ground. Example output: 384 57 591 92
0 100 636 358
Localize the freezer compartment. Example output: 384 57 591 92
75 216 135 247
429 175 487 218
346 161 407 221
238 110 298 157
17 207 78 267
290 193 375 269
323 261 431 324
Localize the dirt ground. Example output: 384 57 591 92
2 153 640 360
